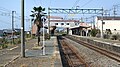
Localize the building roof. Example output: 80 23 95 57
3 29 12 34
79 23 89 27
70 23 90 29
97 16 120 20
50 19 79 22
15 29 21 32
47 16 63 19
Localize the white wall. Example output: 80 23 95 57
95 18 120 34
50 22 78 28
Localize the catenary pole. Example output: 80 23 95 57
101 8 104 38
48 8 50 39
21 0 25 57
12 11 15 45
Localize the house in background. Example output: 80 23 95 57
0 30 3 36
32 16 79 35
31 16 91 35
3 29 13 36
3 29 21 36
31 24 37 35
95 16 120 34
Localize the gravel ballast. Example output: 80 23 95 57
66 37 120 67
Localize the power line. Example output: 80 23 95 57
0 19 11 25
79 0 94 8
72 0 81 8
33 0 39 6
66 0 81 19
49 0 52 7
33 0 42 6
0 6 11 13
39 0 42 6
83 4 120 22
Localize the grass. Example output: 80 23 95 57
20 64 28 67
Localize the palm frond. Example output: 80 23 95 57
31 19 34 22
31 11 34 13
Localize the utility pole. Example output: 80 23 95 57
101 8 104 38
21 0 25 57
92 16 95 29
31 19 33 38
48 8 50 39
12 11 15 45
113 5 117 17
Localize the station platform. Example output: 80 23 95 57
72 35 120 45
6 36 62 67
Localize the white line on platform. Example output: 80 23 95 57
25 49 28 52
9 46 18 50
4 55 20 67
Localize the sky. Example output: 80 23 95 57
0 0 120 31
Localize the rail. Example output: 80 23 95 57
58 36 88 67
66 35 120 62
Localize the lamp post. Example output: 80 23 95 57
42 17 45 55
42 13 46 55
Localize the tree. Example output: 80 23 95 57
30 6 45 46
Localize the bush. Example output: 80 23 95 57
110 34 120 40
90 29 100 37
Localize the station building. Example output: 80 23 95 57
69 22 91 36
95 16 120 34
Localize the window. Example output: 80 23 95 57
55 23 58 25
75 23 77 25
61 23 64 25
66 23 69 25
106 29 110 31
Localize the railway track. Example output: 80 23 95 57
65 35 120 63
58 36 88 67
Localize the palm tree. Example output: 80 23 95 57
30 6 45 46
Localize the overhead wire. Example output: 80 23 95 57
39 0 42 6
66 0 81 19
83 3 120 23
0 7 11 16
49 0 52 7
33 0 38 6
0 7 20 29
0 7 11 13
0 5 31 30
79 0 94 8
0 20 11 25
72 0 81 8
